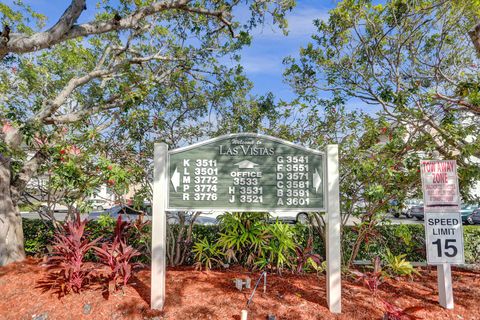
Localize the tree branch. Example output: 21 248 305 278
1 0 86 58
10 150 48 203
1 0 236 58
468 21 480 56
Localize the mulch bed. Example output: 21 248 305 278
0 258 479 319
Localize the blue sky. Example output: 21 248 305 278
234 0 334 101
7 1 363 107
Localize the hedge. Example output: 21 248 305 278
22 219 480 265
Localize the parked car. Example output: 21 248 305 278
388 199 402 218
196 211 310 225
466 208 480 225
87 198 111 211
460 204 479 223
409 204 478 223
88 203 152 221
269 211 309 224
410 205 424 220
38 202 69 213
402 199 423 218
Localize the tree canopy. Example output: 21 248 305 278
284 0 480 200
0 0 294 265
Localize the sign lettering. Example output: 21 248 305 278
167 134 325 211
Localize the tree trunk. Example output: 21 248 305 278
0 155 25 266
469 22 480 56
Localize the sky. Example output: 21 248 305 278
6 0 365 108
7 0 338 100
233 0 334 101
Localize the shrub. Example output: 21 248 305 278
258 221 296 273
214 213 297 273
94 216 141 292
192 238 223 271
24 220 54 256
382 248 419 277
24 219 480 268
42 214 100 296
294 235 323 274
217 212 270 266
463 225 480 263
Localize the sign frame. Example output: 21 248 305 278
165 133 327 212
420 159 461 209
151 135 341 314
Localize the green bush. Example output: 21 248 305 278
464 226 480 263
23 219 55 256
22 219 480 265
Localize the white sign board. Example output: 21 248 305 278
425 212 464 264
420 159 464 309
420 160 460 208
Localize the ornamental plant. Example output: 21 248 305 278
212 212 296 273
192 238 223 271
351 257 422 320
94 216 141 292
42 213 100 296
294 235 323 274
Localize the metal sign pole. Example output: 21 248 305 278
326 144 341 313
151 143 168 309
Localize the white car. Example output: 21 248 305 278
269 211 309 224
201 211 309 224
87 198 112 211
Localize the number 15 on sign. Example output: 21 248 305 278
425 212 464 264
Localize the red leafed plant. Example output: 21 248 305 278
352 257 422 320
42 213 100 296
94 216 141 292
295 235 323 273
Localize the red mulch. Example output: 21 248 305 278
0 257 479 319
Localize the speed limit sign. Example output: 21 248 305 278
420 159 464 309
425 211 465 264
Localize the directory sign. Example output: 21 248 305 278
167 133 325 211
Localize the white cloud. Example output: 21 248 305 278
240 55 284 74
252 6 329 39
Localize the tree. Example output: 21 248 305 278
282 0 480 264
272 101 424 265
0 0 294 266
284 0 480 193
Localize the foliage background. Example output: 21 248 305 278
23 219 480 265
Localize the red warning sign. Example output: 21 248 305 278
420 160 460 208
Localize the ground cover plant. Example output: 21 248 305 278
351 257 423 320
